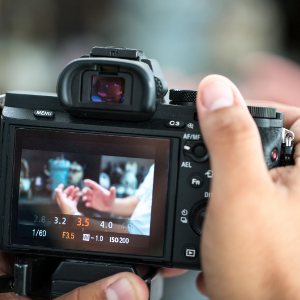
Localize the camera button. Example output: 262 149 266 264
190 200 208 235
194 145 207 159
184 141 209 163
164 120 185 128
184 246 198 259
34 110 54 118
189 174 203 188
271 148 278 162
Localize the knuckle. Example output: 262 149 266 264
63 287 81 300
73 287 86 300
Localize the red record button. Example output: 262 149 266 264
271 148 278 162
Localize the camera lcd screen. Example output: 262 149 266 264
91 76 125 103
11 129 170 257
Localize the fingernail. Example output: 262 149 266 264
106 278 136 300
202 80 234 111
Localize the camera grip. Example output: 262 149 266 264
259 127 283 169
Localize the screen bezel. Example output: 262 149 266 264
9 128 173 258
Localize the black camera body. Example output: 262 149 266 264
0 47 292 297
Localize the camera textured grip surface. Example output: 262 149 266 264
155 77 163 98
259 127 282 169
169 89 197 103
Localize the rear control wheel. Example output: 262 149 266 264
190 199 208 235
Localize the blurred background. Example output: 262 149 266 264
1 0 300 299
2 0 300 106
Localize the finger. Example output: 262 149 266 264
109 186 116 200
196 272 208 297
84 179 101 190
82 195 92 202
0 291 31 300
64 186 74 197
289 116 300 146
56 272 149 300
56 183 64 192
294 143 300 167
288 117 300 167
197 75 271 198
70 187 80 199
161 268 187 277
74 194 81 203
0 252 15 276
246 100 300 129
55 188 63 205
85 201 92 208
82 187 92 195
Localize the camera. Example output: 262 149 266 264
0 47 294 298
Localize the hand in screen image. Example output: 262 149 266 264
55 184 81 215
81 180 117 213
82 164 155 236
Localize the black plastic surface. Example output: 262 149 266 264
0 275 14 293
91 47 144 60
50 260 161 299
0 92 287 272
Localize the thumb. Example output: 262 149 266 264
56 183 64 192
55 186 64 204
197 75 270 195
56 272 149 300
109 186 116 200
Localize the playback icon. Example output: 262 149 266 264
185 247 197 259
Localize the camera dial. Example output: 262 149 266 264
169 89 197 106
189 199 208 236
247 106 277 119
169 90 279 120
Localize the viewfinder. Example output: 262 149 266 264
91 76 125 103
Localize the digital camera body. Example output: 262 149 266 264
0 47 293 297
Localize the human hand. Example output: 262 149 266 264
195 75 300 299
0 253 148 300
55 184 80 215
82 179 116 212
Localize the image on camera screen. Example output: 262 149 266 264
91 76 125 103
18 149 154 236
